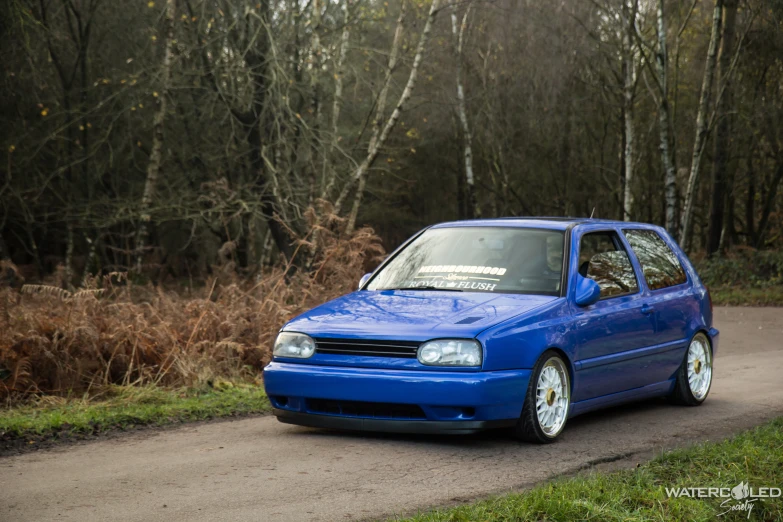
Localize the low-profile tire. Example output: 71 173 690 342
670 332 713 406
514 350 571 443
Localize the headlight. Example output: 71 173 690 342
273 332 316 359
417 339 482 367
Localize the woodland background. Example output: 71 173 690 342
1 0 782 399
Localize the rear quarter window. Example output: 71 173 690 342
623 229 687 290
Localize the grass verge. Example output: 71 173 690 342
398 417 783 522
0 383 269 453
709 285 783 306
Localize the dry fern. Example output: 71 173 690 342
71 289 106 300
0 211 386 401
21 284 72 300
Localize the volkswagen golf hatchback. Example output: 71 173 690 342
264 218 718 443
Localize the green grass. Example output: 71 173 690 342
397 417 783 522
709 285 783 306
0 383 269 448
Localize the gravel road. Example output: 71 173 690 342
2 307 782 522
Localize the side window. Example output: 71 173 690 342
578 232 639 298
623 230 687 290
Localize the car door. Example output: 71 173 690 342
569 227 656 402
622 228 697 386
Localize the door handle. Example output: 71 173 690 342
641 304 654 315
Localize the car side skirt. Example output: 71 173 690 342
569 379 675 418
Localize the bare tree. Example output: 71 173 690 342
755 164 783 247
452 4 480 219
634 0 699 235
321 0 353 200
706 0 739 255
335 0 441 228
655 0 677 235
3 0 783 282
34 0 103 286
621 0 638 221
135 0 176 273
680 0 724 251
344 0 408 235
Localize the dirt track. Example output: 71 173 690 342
2 307 782 522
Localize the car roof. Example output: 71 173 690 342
429 217 655 232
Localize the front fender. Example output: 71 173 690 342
477 298 575 371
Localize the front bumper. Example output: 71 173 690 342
273 409 515 434
263 361 530 433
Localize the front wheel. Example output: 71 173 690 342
514 351 571 443
670 332 713 406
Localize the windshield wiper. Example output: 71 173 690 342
386 286 464 292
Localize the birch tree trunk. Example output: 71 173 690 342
81 233 98 287
344 1 407 235
679 0 723 251
321 0 352 200
335 0 441 227
706 0 738 255
307 0 354 268
307 0 324 205
135 0 176 273
656 0 678 235
452 6 480 219
622 0 637 221
260 226 273 268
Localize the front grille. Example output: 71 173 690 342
306 398 426 419
314 338 420 358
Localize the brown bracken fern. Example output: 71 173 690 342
0 216 385 402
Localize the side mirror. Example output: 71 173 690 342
358 273 372 289
574 275 601 307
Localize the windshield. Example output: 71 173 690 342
367 227 565 295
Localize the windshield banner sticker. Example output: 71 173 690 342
417 265 507 277
408 279 499 291
407 265 508 291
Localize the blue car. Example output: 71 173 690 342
264 218 718 443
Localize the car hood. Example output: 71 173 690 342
283 290 558 340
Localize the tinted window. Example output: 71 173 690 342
623 230 687 290
367 227 564 295
578 232 639 298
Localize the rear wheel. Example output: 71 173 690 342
670 332 713 406
514 351 570 443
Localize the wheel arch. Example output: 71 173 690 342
693 329 714 354
690 328 712 344
541 346 576 392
